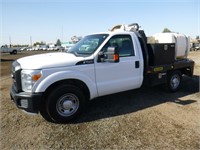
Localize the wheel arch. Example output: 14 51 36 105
34 70 98 100
168 67 193 77
44 79 91 101
180 67 193 77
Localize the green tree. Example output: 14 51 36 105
162 28 171 33
33 41 45 46
56 39 61 46
33 42 41 46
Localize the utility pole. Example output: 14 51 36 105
61 25 63 42
9 36 11 47
30 36 32 47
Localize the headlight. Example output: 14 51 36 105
21 70 42 92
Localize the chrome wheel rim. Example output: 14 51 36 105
56 93 79 117
170 74 180 90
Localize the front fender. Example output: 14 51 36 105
33 70 98 100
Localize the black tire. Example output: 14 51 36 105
13 50 17 54
45 84 86 123
166 70 182 92
40 97 55 123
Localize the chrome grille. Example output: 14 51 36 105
11 61 22 92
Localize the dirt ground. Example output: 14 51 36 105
0 51 200 149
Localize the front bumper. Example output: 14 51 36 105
10 85 43 113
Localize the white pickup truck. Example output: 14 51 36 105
0 45 18 54
10 23 194 123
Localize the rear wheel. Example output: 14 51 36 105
41 84 86 123
167 70 182 92
13 50 17 54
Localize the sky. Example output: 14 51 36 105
0 0 200 45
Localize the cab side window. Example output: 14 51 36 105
102 35 135 57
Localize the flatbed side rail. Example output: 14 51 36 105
146 59 194 77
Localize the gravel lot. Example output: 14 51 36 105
0 51 200 149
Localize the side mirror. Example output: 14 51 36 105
103 46 120 63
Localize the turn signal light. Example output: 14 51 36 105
32 74 42 81
114 54 119 62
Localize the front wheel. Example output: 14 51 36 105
166 70 182 92
44 84 86 123
10 50 17 54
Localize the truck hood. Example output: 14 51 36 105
17 52 85 69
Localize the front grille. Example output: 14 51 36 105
12 61 22 92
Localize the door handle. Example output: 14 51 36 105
135 61 139 68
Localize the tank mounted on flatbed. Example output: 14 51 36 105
150 33 190 59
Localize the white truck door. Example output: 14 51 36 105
95 34 143 96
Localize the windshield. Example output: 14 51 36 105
67 34 109 56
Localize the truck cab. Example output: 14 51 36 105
10 23 194 123
67 32 144 96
